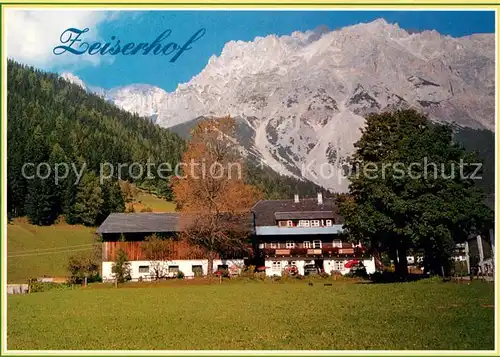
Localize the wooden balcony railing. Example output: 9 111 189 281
262 242 357 250
260 246 367 258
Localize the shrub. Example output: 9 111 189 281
240 265 257 279
112 249 132 283
30 281 71 293
345 263 368 279
140 206 153 212
176 271 185 279
67 247 101 284
255 272 267 280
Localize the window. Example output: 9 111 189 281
298 220 310 227
303 241 311 248
286 241 295 249
279 220 294 227
192 265 203 277
325 219 333 226
168 265 179 273
258 243 264 249
332 239 342 248
217 264 228 271
311 220 320 227
138 265 149 273
270 242 278 248
313 240 322 249
272 261 281 271
334 260 344 271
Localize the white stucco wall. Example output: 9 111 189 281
264 257 376 276
102 259 245 281
325 258 376 275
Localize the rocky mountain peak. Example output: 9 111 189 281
60 19 494 192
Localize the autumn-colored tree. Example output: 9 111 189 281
119 180 139 211
172 116 262 276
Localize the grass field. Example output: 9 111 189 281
7 218 97 283
7 191 176 283
127 190 177 212
7 280 494 350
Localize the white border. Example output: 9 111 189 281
1 6 498 356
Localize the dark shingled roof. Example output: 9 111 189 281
274 211 335 221
97 212 254 235
252 197 343 226
97 213 182 234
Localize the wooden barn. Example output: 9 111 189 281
97 212 250 281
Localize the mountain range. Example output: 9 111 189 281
61 18 495 192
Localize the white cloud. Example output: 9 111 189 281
5 9 118 69
60 72 87 89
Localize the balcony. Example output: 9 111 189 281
260 246 367 258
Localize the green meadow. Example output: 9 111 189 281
7 280 494 350
7 191 176 283
7 218 97 283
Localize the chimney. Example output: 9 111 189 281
294 194 299 203
317 192 323 205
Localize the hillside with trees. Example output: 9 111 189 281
7 61 325 226
7 60 185 226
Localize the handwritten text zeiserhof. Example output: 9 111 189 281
53 28 206 62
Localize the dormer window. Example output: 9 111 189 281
311 220 320 227
279 220 294 227
325 219 333 226
298 220 310 227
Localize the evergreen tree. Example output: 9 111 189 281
67 172 104 226
97 179 125 224
112 249 132 283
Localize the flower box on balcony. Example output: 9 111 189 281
275 249 290 256
322 247 340 256
290 248 307 256
261 248 275 256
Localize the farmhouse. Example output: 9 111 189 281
97 193 378 280
251 193 377 276
97 212 250 280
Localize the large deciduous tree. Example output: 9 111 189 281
339 109 493 277
172 116 262 276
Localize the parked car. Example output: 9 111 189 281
304 264 319 276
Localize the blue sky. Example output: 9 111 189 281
8 10 495 92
